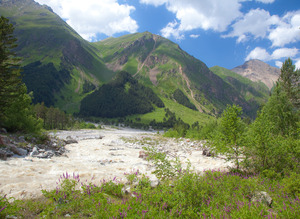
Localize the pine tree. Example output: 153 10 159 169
0 16 23 119
279 58 300 109
0 16 42 132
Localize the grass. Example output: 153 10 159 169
2 170 299 218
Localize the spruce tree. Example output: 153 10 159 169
279 58 300 109
0 16 42 132
0 16 23 119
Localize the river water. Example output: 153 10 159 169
0 127 231 199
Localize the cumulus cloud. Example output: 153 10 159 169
190 34 200 39
275 61 283 68
255 0 275 3
161 20 184 40
246 47 271 61
34 0 138 41
268 11 300 47
223 9 280 42
295 59 300 70
245 47 299 61
140 0 242 40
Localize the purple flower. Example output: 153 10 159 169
0 206 6 213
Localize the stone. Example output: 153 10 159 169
18 136 25 142
65 139 78 144
138 151 148 159
122 185 131 194
30 147 39 157
202 148 214 157
251 191 273 207
150 178 160 188
9 145 27 156
0 149 7 160
0 135 10 146
0 128 7 134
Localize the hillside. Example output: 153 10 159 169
93 32 266 118
210 66 269 116
231 59 280 90
0 0 114 111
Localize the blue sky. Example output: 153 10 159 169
35 0 300 69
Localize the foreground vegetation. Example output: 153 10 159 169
1 164 299 218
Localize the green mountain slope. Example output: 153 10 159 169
0 0 114 112
92 32 265 118
210 66 270 116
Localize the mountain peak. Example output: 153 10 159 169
231 59 280 90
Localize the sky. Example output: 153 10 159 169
34 0 300 69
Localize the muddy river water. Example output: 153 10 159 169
0 127 231 199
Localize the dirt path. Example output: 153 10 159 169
0 127 231 199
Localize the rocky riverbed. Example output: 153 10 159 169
0 127 232 199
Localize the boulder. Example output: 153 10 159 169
9 145 27 156
138 151 148 159
37 150 55 159
121 185 131 194
29 147 39 157
202 148 214 157
251 191 272 207
0 149 7 160
0 135 10 146
65 138 78 144
150 178 160 188
0 128 7 134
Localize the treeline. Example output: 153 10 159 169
173 88 197 111
33 103 74 130
79 71 164 118
33 103 98 130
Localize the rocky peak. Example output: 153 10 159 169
231 59 280 90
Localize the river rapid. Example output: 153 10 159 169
0 127 231 200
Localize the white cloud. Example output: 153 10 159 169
246 47 271 61
275 61 283 68
268 11 300 47
224 9 280 42
246 47 299 61
140 0 242 40
295 59 300 70
190 34 200 39
139 0 167 7
161 20 184 40
255 0 275 3
34 0 138 41
271 48 299 59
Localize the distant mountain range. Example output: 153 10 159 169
0 0 278 121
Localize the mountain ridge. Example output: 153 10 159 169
231 59 280 90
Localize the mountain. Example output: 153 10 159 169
231 59 280 90
0 0 270 122
0 0 114 112
92 32 267 118
210 66 269 117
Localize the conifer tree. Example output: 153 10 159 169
0 16 42 132
279 58 300 109
0 16 23 119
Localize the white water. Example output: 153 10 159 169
0 127 231 199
